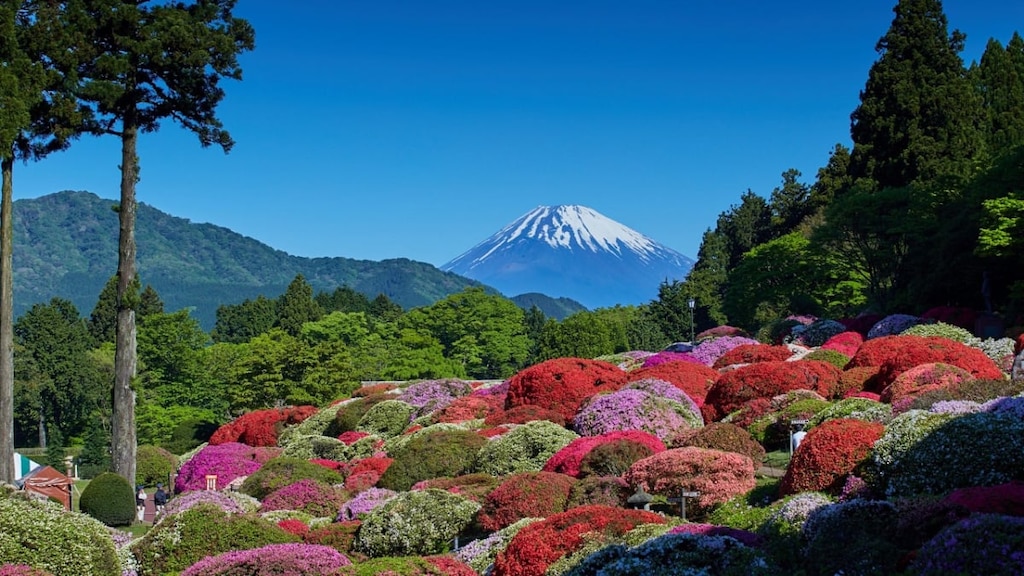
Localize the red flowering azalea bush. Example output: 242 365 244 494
780 418 885 496
505 358 628 422
277 518 310 536
713 343 793 369
841 313 884 337
433 394 504 423
880 362 974 404
834 366 879 398
672 422 765 465
624 447 757 512
943 481 1024 516
411 473 502 504
175 442 269 493
180 543 351 576
209 406 318 447
343 456 393 492
353 383 398 397
697 325 750 340
543 430 665 478
492 505 665 576
424 555 477 576
822 331 864 357
703 360 839 422
847 335 1005 391
261 478 347 517
484 404 567 427
477 471 577 531
628 361 719 407
303 520 361 557
337 431 369 445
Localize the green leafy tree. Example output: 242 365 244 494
522 305 547 363
137 310 213 409
275 274 323 336
368 293 403 322
60 0 255 482
536 308 631 360
77 417 112 479
211 295 277 343
848 0 984 188
315 285 371 314
718 190 773 269
808 144 853 214
88 276 119 344
378 328 460 380
972 33 1024 154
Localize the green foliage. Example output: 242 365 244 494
801 348 851 369
77 418 111 479
78 472 136 527
335 556 447 575
356 399 416 438
160 413 220 455
0 488 120 576
379 429 487 492
354 489 481 557
474 420 580 477
130 503 299 576
238 456 343 501
135 445 178 488
275 274 323 336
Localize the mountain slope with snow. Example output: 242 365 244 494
441 205 694 309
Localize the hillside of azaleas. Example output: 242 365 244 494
3 312 1024 575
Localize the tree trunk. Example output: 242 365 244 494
112 120 139 485
0 154 14 484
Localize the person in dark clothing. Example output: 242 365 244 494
153 483 168 513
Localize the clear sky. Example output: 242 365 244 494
13 0 1023 266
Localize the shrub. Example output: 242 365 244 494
821 330 864 356
0 491 119 576
354 489 480 557
639 350 702 368
627 362 719 407
174 442 275 493
903 321 974 342
834 366 879 397
355 399 415 438
780 418 884 496
493 505 665 576
564 533 773 576
161 489 257 517
848 335 1006 390
747 395 831 449
432 394 504 423
239 456 344 500
668 523 761 547
880 362 975 403
874 411 1024 499
671 422 765 464
703 360 839 422
456 517 540 574
909 513 1024 575
624 447 756 513
343 456 392 491
919 306 977 330
398 378 475 418
578 440 657 478
566 476 631 509
907 377 1024 410
801 500 902 576
412 473 502 504
572 388 702 442
260 478 347 517
690 336 761 366
478 472 576 531
353 383 398 397
943 481 1024 516
77 472 136 527
802 348 851 369
335 556 461 575
484 404 567 427
841 313 884 336
713 343 792 368
0 567 53 576
208 406 318 447
867 314 927 338
475 420 580 477
379 428 486 491
179 543 351 575
755 491 833 571
131 503 299 575
805 398 891 431
337 487 397 521
697 325 750 341
797 319 849 347
135 445 178 489
504 358 628 423
163 417 220 455
303 520 362 557
335 395 393 434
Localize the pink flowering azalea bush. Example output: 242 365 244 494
260 478 347 517
161 489 257 516
543 430 665 478
398 378 475 418
623 447 756 512
175 442 269 493
689 336 760 366
640 351 703 368
880 362 974 404
0 566 53 576
180 543 351 575
821 331 864 357
628 362 719 407
336 487 397 521
572 388 702 441
943 481 1024 516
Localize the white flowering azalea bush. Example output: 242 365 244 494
562 533 776 576
354 488 480 557
455 517 541 574
869 409 957 496
475 420 580 476
277 402 343 446
355 399 416 438
0 489 119 576
805 397 892 430
279 433 349 461
756 492 833 571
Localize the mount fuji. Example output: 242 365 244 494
441 205 694 309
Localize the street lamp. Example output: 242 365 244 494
687 297 696 344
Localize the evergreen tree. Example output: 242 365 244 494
368 293 403 323
275 274 323 336
77 417 112 479
682 229 732 328
808 144 853 212
315 285 371 314
88 276 118 344
522 305 546 363
768 169 812 237
972 33 1024 154
54 0 255 483
717 190 772 269
138 284 165 319
211 295 276 343
849 0 985 188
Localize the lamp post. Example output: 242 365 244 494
687 297 696 344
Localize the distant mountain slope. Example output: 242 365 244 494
442 205 694 309
509 293 587 320
13 191 485 328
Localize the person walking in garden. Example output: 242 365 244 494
153 483 168 515
136 485 147 521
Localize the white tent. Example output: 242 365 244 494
13 452 41 481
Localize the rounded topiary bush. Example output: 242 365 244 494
260 478 347 517
0 566 54 576
163 418 220 455
880 362 974 404
432 394 504 424
902 321 974 342
802 348 851 370
78 471 136 527
628 361 719 407
161 489 256 517
623 447 757 513
335 395 394 434
336 487 397 521
703 360 839 422
543 432 664 478
483 404 567 427
180 543 351 576
805 397 891 430
504 358 628 423
0 490 119 576
131 503 299 575
578 439 659 478
909 513 1024 576
209 406 318 447
398 378 475 418
336 555 473 576
175 442 278 493
821 331 864 356
867 314 927 339
780 418 885 496
239 457 344 501
136 444 179 488
690 336 761 366
572 387 702 442
477 471 576 531
492 505 665 576
378 428 486 492
713 343 793 369
848 335 1006 391
475 420 580 477
801 500 902 576
354 489 480 557
564 533 774 576
746 394 831 450
565 476 631 509
671 421 765 465
355 399 415 438
412 473 502 504
796 319 849 348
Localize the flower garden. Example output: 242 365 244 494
2 313 1023 575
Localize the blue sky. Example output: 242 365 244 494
14 0 1023 266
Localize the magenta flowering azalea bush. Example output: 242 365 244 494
909 514 1024 575
175 442 266 493
572 388 702 442
640 351 703 368
399 378 475 418
623 447 756 512
180 543 351 575
689 336 760 366
336 487 397 521
161 489 257 516
260 479 347 517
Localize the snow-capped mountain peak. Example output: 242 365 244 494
441 205 694 309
